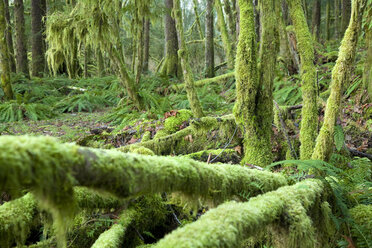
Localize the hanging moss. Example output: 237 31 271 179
312 0 368 161
154 179 328 248
288 0 318 160
0 193 38 247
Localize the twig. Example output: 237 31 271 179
209 126 238 163
347 148 372 160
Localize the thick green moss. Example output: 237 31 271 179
349 204 372 248
288 0 318 160
184 149 241 164
163 109 193 133
154 179 328 248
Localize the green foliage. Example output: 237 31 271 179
334 125 345 152
273 77 303 106
55 92 111 113
0 98 56 123
349 205 372 248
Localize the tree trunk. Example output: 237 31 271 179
215 0 234 70
142 18 150 73
192 0 204 40
31 0 46 77
173 0 204 118
233 0 279 167
14 0 29 78
364 12 372 101
334 0 341 39
3 0 16 73
288 0 318 160
84 45 90 78
135 16 144 85
0 0 14 100
341 0 351 35
325 0 331 41
96 48 104 77
160 0 180 78
223 0 237 46
312 0 368 161
205 0 215 78
311 0 321 41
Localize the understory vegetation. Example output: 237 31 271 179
0 0 371 247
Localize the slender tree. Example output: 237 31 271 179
288 0 318 160
334 0 341 39
173 0 204 118
14 0 29 78
160 0 180 77
233 0 279 167
311 0 321 41
341 0 352 35
312 0 368 161
223 0 236 46
31 0 46 77
363 7 372 101
0 0 14 100
3 0 16 73
192 0 204 40
205 0 215 78
143 18 150 73
325 0 331 41
215 0 234 70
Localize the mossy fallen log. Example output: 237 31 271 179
183 149 241 164
120 115 241 155
154 179 332 248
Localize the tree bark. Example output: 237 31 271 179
311 0 321 41
31 0 46 77
334 0 341 39
233 0 279 167
341 0 351 35
223 0 237 46
205 0 215 78
0 0 13 100
312 0 368 161
14 0 29 78
363 12 372 101
325 0 331 41
3 0 16 73
215 0 234 70
142 18 150 73
160 0 180 78
288 0 318 160
173 0 204 118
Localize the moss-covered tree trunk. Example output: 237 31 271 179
223 0 237 47
160 0 180 78
0 0 13 100
288 0 318 160
363 7 372 101
215 0 235 70
341 0 352 35
173 0 204 118
312 0 368 161
192 0 204 40
96 48 104 77
14 0 29 78
3 0 16 73
311 0 321 41
135 16 144 85
205 0 215 78
31 0 46 77
143 18 150 73
233 0 278 167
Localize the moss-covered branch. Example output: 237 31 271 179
91 209 136 248
172 72 235 91
154 179 330 248
312 0 367 161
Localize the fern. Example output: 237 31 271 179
334 125 345 151
55 92 111 113
0 101 56 123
